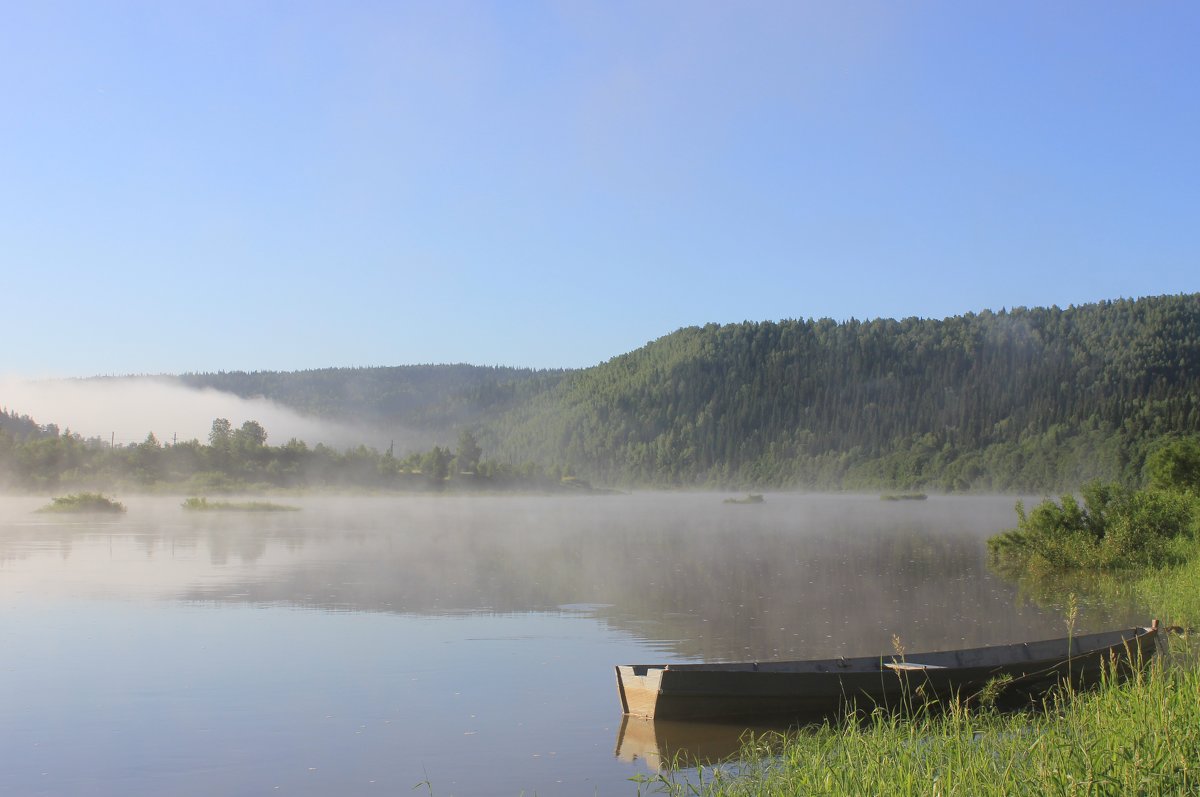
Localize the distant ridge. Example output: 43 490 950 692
46 293 1200 491
177 364 567 435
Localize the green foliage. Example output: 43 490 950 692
656 661 1200 797
455 429 483 474
1145 436 1200 493
208 418 233 448
37 492 126 513
420 445 452 485
989 481 1199 571
675 535 1200 797
179 364 566 443
489 294 1200 489
181 497 299 511
5 294 1200 492
0 411 581 495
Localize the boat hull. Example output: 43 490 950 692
617 625 1158 721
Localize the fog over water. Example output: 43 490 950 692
0 492 1148 796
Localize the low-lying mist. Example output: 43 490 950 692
0 376 401 450
0 492 1136 663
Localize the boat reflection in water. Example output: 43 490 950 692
615 715 791 771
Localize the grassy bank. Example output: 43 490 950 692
648 657 1198 796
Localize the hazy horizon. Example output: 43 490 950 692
0 376 397 451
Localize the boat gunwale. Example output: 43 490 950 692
620 625 1156 677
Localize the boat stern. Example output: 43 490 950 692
616 665 666 718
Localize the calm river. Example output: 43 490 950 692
0 493 1142 795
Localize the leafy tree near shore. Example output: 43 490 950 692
1145 436 1200 493
455 429 482 474
0 414 570 493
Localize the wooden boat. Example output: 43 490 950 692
616 622 1159 721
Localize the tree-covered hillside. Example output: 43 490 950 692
178 364 566 433
485 294 1200 490
7 294 1199 493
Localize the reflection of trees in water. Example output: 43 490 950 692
164 495 1133 660
989 564 1146 632
8 495 1142 661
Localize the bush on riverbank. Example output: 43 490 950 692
987 481 1199 571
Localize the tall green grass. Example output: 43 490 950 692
641 656 1199 796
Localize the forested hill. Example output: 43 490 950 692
39 293 1200 492
484 294 1200 491
178 364 567 433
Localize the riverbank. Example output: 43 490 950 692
651 536 1200 796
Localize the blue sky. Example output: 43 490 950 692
2 2 1197 377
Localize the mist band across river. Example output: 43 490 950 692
0 493 1143 796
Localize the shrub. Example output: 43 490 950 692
989 481 1198 571
37 492 126 513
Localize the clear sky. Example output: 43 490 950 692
2 2 1197 377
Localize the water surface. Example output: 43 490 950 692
0 493 1142 795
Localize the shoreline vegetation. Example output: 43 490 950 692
650 437 1200 796
0 418 622 497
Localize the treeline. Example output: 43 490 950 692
0 414 582 494
8 293 1200 492
485 294 1200 490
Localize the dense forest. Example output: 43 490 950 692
178 364 566 434
3 293 1198 492
490 294 1200 490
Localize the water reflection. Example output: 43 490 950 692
615 716 789 770
0 493 1149 795
0 494 1144 659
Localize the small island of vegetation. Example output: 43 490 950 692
181 497 300 512
880 492 928 501
723 494 764 505
36 492 126 513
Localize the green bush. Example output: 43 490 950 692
989 481 1198 571
36 492 126 513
